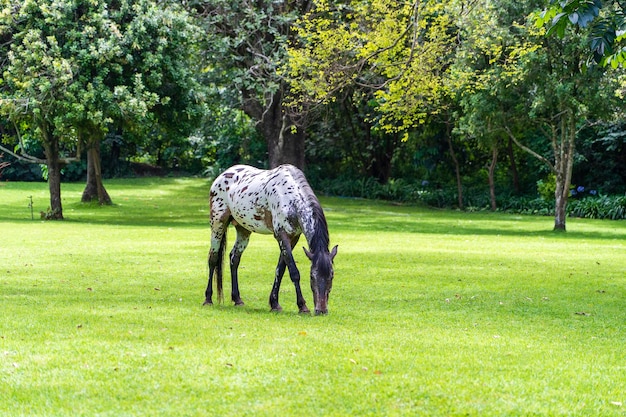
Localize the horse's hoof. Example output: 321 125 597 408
271 305 283 312
299 306 311 314
203 299 213 306
234 300 245 306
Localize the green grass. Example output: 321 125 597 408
1 178 626 416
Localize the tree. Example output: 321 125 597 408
454 0 544 211
0 0 203 213
287 0 473 207
191 0 312 168
0 0 81 219
306 91 405 183
504 15 618 230
64 0 202 204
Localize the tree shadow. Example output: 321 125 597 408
323 198 626 241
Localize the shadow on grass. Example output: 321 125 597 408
323 198 626 241
3 179 626 241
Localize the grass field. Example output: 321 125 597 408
1 177 626 416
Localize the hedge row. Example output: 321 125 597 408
317 177 626 220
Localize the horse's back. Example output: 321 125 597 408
210 164 310 235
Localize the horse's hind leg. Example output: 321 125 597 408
230 225 250 306
204 221 227 305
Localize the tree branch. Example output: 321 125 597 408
351 0 420 90
505 126 555 173
0 143 47 164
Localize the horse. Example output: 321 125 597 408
204 164 338 315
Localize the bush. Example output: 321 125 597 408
315 175 626 220
568 195 626 220
497 195 554 216
317 177 494 209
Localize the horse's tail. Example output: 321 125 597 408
216 231 227 303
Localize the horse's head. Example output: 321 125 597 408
304 245 338 315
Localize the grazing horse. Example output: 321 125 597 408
204 164 338 315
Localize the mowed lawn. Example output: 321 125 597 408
1 178 625 416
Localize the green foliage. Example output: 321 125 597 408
575 122 626 194
0 0 203 167
536 174 556 201
2 179 626 415
536 0 626 67
569 194 626 219
199 107 267 178
315 174 626 219
288 0 456 133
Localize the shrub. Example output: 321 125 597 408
316 175 626 220
536 174 556 201
568 195 626 220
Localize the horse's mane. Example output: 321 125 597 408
288 166 330 256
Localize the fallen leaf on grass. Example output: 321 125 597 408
298 331 307 336
575 312 590 316
225 363 233 368
349 358 357 364
373 370 382 375
611 401 622 407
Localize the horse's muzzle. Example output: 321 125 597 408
314 298 328 315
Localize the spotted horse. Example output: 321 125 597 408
204 164 338 315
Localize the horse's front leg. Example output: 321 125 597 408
230 226 250 306
269 257 287 311
275 232 309 314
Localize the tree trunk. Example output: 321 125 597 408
264 112 305 169
506 110 577 232
41 128 64 220
552 113 576 232
488 146 498 211
507 136 520 194
445 121 464 210
368 132 397 184
243 89 305 169
82 139 112 205
554 177 568 231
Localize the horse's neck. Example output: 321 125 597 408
296 198 328 252
297 204 317 244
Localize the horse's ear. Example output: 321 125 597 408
330 245 338 260
303 246 313 260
